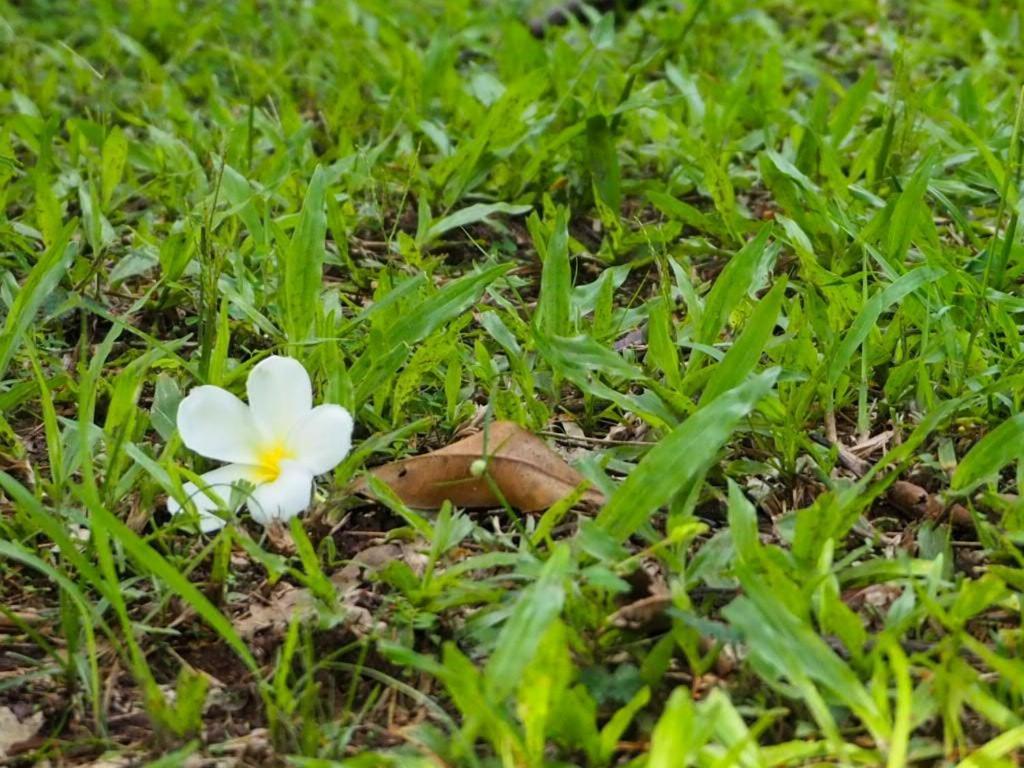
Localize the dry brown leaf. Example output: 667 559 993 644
821 432 972 527
353 421 605 512
236 582 312 639
238 583 378 641
608 594 672 631
842 583 903 613
0 706 43 758
886 480 972 527
347 542 427 576
887 480 941 517
235 543 424 639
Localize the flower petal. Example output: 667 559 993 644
247 356 313 440
287 404 353 475
248 461 313 526
177 385 261 464
167 464 260 532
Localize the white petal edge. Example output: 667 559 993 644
247 356 313 441
248 461 313 526
177 385 262 464
287 404 354 476
167 464 259 533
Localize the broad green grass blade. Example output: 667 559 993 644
421 202 531 246
221 164 267 247
951 412 1024 492
886 153 936 263
535 332 646 381
697 226 774 348
282 165 326 342
883 638 912 768
826 265 944 388
829 65 876 145
389 263 514 349
584 115 622 214
484 544 571 701
0 221 73 381
599 686 650 762
536 207 572 337
702 689 768 768
646 295 683 389
348 264 513 398
517 621 574 763
648 689 705 767
596 370 778 542
731 560 890 743
101 126 128 207
727 479 761 564
959 724 1024 768
700 277 787 404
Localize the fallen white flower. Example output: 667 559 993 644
168 355 353 531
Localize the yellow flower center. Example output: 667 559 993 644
253 442 293 483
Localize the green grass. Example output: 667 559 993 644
4 0 1024 764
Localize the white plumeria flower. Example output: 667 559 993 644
167 356 353 532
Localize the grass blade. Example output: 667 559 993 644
951 412 1024 493
596 369 778 542
282 165 326 342
700 277 787 404
536 207 572 337
697 226 774 347
0 221 74 381
421 202 531 246
484 544 571 701
826 265 944 389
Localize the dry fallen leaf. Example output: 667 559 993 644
353 421 605 512
236 582 312 639
608 594 672 631
886 480 972 527
0 706 43 758
235 543 425 640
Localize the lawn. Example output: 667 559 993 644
2 0 1024 765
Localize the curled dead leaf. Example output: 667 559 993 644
886 480 972 527
888 481 941 517
352 421 605 512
